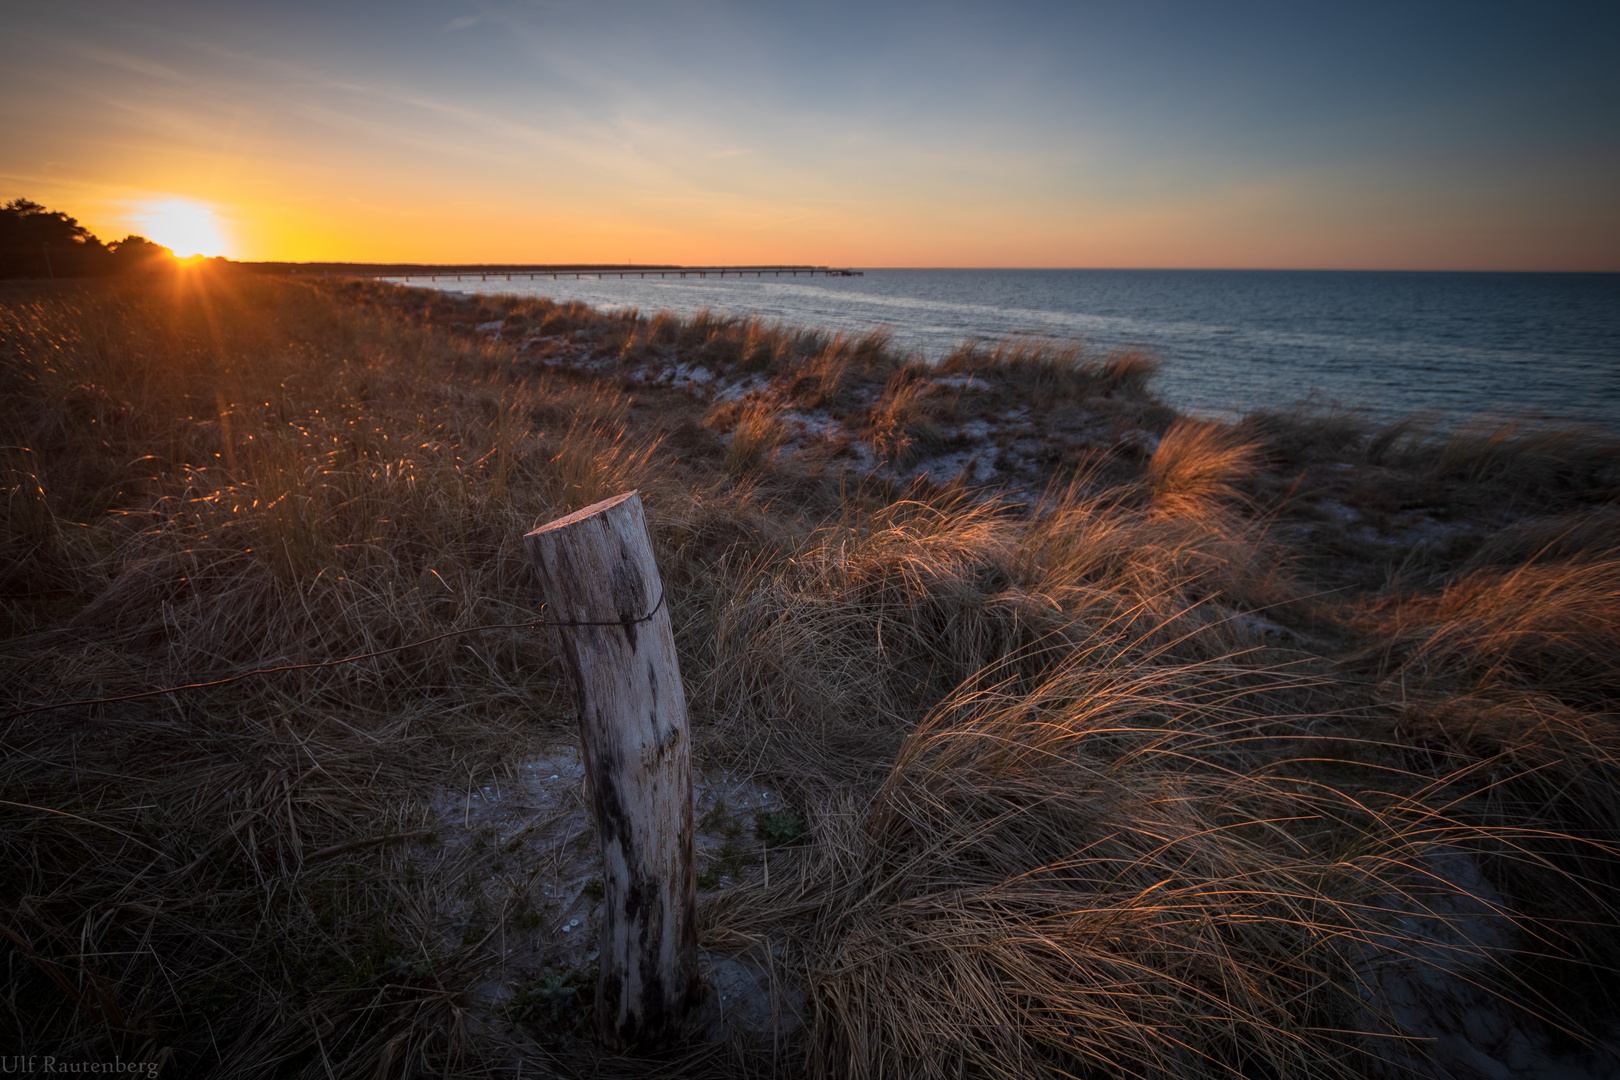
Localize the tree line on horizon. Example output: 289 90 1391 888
0 198 182 279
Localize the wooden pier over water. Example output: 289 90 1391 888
250 262 862 281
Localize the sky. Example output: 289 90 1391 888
2 0 1617 269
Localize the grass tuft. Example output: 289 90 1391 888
1147 417 1264 512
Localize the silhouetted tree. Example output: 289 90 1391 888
0 198 115 278
108 235 175 273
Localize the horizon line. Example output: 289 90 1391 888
241 260 1620 275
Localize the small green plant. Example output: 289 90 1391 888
508 965 599 1036
512 894 545 930
509 965 592 1029
699 797 731 833
698 837 756 890
451 910 485 945
755 810 809 848
699 797 748 839
582 876 605 903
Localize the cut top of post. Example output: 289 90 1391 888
529 490 639 536
525 491 663 635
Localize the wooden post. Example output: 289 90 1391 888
523 491 698 1049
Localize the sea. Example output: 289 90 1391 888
395 269 1620 429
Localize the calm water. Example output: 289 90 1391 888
399 269 1620 428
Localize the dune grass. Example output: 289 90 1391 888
2 268 1617 1078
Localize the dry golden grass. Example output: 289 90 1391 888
783 340 854 408
3 268 1617 1078
1465 507 1620 569
1146 417 1264 513
937 339 1161 402
0 271 704 1073
1363 548 1620 707
721 398 788 476
703 633 1616 1080
1367 415 1620 505
1237 405 1368 466
863 366 932 465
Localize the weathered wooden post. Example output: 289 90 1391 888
523 491 698 1048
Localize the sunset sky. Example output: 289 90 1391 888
3 0 1616 269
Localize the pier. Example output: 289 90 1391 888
252 262 862 280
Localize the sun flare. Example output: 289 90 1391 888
132 198 230 258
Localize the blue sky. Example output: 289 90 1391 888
3 0 1615 267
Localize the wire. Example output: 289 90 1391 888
3 588 665 722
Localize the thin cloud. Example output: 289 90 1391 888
443 15 482 32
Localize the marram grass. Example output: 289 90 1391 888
2 268 1617 1078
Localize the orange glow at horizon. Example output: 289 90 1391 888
131 198 232 259
5 3 1616 273
32 176 1608 273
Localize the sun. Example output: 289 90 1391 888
132 198 231 258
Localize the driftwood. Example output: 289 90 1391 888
524 491 698 1048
